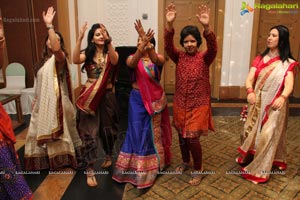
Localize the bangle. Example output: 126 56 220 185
280 94 287 101
46 24 54 30
105 36 112 45
246 87 254 95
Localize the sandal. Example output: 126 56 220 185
235 156 244 164
86 169 98 187
175 162 191 173
189 173 202 186
101 155 112 169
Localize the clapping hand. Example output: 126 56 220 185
134 19 154 45
196 4 210 26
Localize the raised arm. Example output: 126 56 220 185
127 21 154 68
43 7 65 64
73 22 88 64
164 3 179 63
165 3 176 32
134 20 164 66
197 4 217 65
99 24 119 66
196 4 211 34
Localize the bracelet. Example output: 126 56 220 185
246 87 254 95
46 24 54 30
280 94 287 101
104 36 112 45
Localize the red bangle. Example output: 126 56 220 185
246 88 254 95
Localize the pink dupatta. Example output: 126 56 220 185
135 58 172 165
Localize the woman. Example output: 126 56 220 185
0 12 33 200
164 3 217 185
112 20 172 189
237 25 298 184
73 22 119 187
24 7 81 171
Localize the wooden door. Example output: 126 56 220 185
0 0 58 88
252 0 300 97
163 0 216 94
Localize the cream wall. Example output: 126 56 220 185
69 0 253 87
75 0 158 85
221 0 254 86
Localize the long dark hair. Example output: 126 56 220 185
35 31 68 76
261 25 295 62
82 23 109 72
180 25 202 48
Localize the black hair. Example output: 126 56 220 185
82 23 109 72
35 31 68 76
180 25 202 48
261 25 295 62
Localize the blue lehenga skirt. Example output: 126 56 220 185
0 139 32 200
113 89 166 189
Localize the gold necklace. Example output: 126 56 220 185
96 53 106 69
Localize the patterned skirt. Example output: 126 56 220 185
112 89 170 189
0 139 32 200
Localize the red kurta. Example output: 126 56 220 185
164 28 217 138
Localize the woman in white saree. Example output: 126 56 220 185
24 7 81 170
236 25 299 184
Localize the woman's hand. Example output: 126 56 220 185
99 24 110 41
196 4 210 27
43 6 56 26
247 93 256 105
134 19 145 38
166 3 176 24
79 22 88 41
272 95 286 110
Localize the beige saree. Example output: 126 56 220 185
238 56 297 183
24 55 81 170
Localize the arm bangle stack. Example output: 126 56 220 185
246 87 254 95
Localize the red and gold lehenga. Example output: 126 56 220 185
112 56 172 189
238 56 298 183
